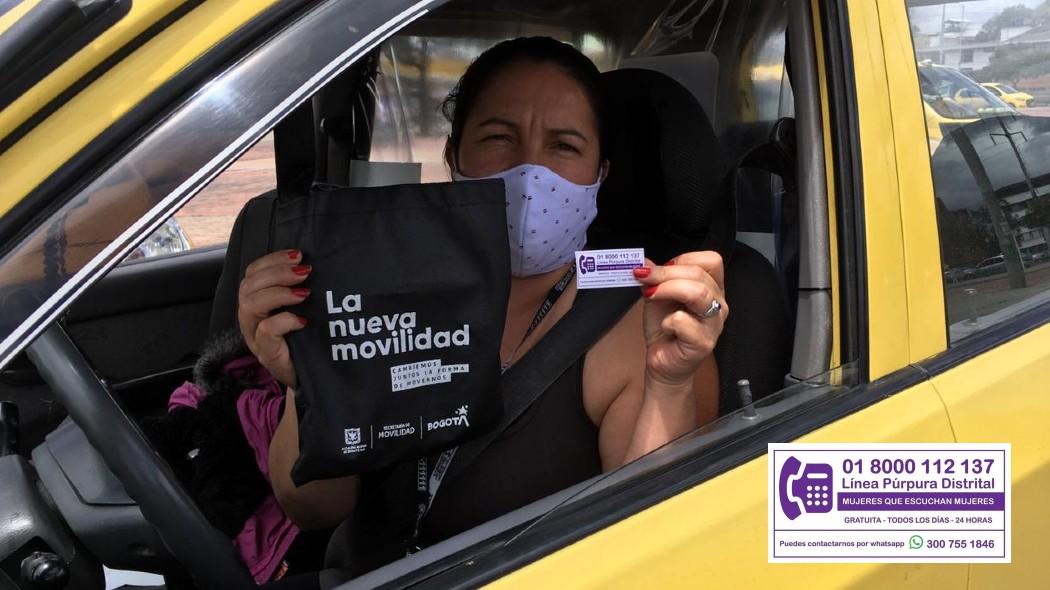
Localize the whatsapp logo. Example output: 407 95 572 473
909 535 924 549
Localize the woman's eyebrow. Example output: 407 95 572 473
477 117 518 130
549 128 589 143
476 118 587 143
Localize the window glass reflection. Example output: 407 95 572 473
907 0 1050 343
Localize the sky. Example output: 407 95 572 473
908 0 1045 35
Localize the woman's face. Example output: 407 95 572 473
450 60 604 185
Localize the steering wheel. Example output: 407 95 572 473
26 324 255 588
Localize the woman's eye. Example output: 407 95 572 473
555 142 580 154
483 134 511 143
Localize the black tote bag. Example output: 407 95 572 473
270 180 510 484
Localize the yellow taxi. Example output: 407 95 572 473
917 62 1015 145
981 82 1036 109
0 0 1045 589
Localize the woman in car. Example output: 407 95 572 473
240 36 726 564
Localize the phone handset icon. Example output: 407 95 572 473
778 456 834 520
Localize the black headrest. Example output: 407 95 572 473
589 68 730 263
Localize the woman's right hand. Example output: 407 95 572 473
238 249 312 387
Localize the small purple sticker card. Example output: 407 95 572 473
574 248 645 289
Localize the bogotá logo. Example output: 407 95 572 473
427 405 470 432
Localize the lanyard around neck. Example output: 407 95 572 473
408 264 577 554
503 264 577 370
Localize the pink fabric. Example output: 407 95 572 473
167 356 299 584
234 363 299 584
236 381 285 477
168 381 206 413
235 494 300 584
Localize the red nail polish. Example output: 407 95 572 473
298 316 308 326
292 265 311 276
643 286 658 298
633 266 652 278
666 259 677 266
291 288 310 298
287 249 301 260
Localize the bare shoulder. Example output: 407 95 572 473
581 297 646 426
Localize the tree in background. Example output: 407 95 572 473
935 199 998 268
975 4 1035 42
975 47 1050 86
1025 193 1050 231
1037 0 1050 21
973 2 1050 86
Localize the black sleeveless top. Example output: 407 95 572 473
418 355 601 544
326 348 602 577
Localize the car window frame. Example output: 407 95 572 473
821 0 866 377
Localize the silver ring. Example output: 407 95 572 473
695 299 722 320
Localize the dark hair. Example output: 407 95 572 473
441 36 608 160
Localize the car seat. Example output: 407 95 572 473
208 54 383 335
590 68 791 412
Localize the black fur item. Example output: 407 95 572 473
193 329 254 399
140 329 270 538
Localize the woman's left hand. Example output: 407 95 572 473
632 251 727 389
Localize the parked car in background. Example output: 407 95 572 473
968 253 1036 279
944 266 974 283
973 255 1007 278
124 218 192 262
982 82 1036 109
919 62 1016 146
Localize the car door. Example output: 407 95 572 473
491 0 1050 583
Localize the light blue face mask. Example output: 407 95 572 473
454 163 601 277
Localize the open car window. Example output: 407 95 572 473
336 0 847 584
0 0 848 585
122 133 277 262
